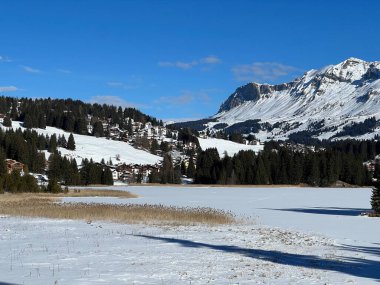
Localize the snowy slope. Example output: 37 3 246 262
208 58 380 141
5 121 161 165
198 137 263 157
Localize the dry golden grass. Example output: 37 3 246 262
0 189 137 200
0 193 235 225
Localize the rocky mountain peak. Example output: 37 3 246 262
219 58 379 113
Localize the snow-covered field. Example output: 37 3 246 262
1 186 380 284
4 121 161 165
198 137 263 157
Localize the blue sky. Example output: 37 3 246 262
1 0 380 120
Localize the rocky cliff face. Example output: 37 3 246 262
218 82 292 112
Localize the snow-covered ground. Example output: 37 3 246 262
3 121 161 165
1 186 379 284
198 137 263 157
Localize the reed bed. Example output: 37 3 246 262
0 194 235 225
0 189 137 200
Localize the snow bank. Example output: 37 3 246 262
198 137 263 157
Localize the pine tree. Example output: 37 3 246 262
38 114 46 129
0 149 7 175
160 154 180 184
180 161 187 175
3 116 12 127
101 167 114 185
150 139 159 154
48 134 58 153
23 114 34 129
374 163 380 181
67 133 76 150
92 121 104 137
47 178 61 193
186 156 196 178
371 183 380 214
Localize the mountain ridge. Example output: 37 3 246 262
203 57 380 141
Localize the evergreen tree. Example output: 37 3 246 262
186 156 196 178
47 178 61 193
160 154 180 184
150 139 159 154
374 163 380 180
180 161 187 175
371 183 380 214
38 114 46 129
0 149 7 175
148 169 160 183
48 134 58 153
67 133 76 150
3 116 12 127
101 167 114 185
92 121 104 137
23 114 34 129
23 174 40 193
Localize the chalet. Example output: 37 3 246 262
111 169 119 180
6 159 25 175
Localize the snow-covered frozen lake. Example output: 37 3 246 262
1 186 379 284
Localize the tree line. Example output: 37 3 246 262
194 146 372 186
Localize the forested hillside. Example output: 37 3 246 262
0 96 162 135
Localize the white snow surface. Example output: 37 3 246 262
211 58 380 141
4 121 161 165
198 137 263 157
1 186 380 284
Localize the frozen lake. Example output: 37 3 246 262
1 186 379 284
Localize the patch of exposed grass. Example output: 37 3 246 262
0 194 235 225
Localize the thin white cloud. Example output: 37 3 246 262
155 89 213 107
22 65 41 73
158 55 221 70
158 61 198 70
57 68 71 74
0 86 19 92
89 95 144 109
200 56 221 64
0 56 12 62
155 93 194 105
107 81 138 90
232 62 298 82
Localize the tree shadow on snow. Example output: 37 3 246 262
339 243 380 258
262 207 369 216
134 234 380 281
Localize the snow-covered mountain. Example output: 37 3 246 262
206 58 380 141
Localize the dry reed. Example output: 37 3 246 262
0 194 235 225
